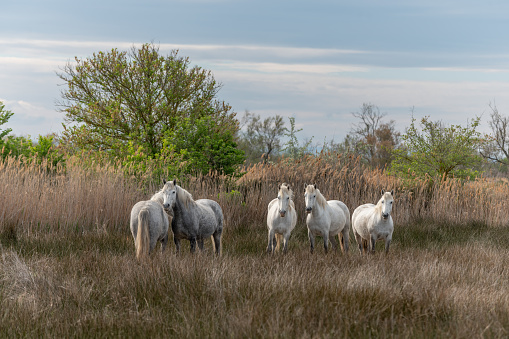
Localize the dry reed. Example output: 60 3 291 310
0 153 509 337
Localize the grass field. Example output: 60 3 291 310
1 155 509 337
1 221 509 338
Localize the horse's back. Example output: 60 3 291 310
327 200 349 233
130 200 169 242
196 199 223 232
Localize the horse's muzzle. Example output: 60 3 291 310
279 210 286 217
306 207 312 214
382 213 389 220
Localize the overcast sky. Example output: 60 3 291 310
1 0 509 144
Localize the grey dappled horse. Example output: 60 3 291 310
161 179 223 255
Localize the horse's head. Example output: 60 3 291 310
380 189 394 220
161 179 178 210
277 183 292 217
304 183 318 214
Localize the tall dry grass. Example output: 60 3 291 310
236 154 509 228
1 153 509 337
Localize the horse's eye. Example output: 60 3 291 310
287 197 289 200
278 196 281 199
313 195 316 198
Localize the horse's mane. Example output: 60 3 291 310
176 185 196 209
150 190 164 204
315 189 328 209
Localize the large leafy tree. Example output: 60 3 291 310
390 116 483 180
57 43 241 173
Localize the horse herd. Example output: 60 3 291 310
130 179 395 259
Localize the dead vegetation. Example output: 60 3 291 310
1 153 509 337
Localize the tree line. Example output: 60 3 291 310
1 43 508 181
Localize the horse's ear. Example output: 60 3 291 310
381 189 385 195
287 184 291 190
163 179 166 184
174 179 177 186
304 183 307 190
314 184 317 189
390 189 394 197
278 184 281 190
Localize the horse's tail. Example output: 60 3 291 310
210 234 223 256
136 208 150 260
275 234 283 252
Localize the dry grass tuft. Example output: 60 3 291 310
0 154 509 336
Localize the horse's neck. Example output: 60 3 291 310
374 201 383 216
173 194 193 219
312 199 327 217
288 199 295 212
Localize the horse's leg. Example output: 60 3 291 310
212 231 222 256
341 228 349 254
190 237 197 253
329 234 338 252
267 229 275 254
174 236 181 255
308 229 315 254
370 235 376 254
283 232 291 254
354 232 363 254
197 237 204 251
323 232 329 254
384 238 392 254
161 232 169 253
362 239 369 253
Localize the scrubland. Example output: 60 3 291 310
1 154 509 338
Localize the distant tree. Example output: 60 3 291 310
238 111 287 163
390 115 483 180
57 43 242 174
281 117 313 159
0 102 63 165
479 103 509 166
334 103 400 168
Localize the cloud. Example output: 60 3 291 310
1 38 508 140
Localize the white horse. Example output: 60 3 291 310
266 183 297 254
161 179 223 255
130 188 170 259
352 189 394 254
304 184 350 254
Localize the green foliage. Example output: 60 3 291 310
389 116 483 180
57 43 242 175
0 101 63 167
2 135 64 167
0 101 13 140
166 115 245 175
